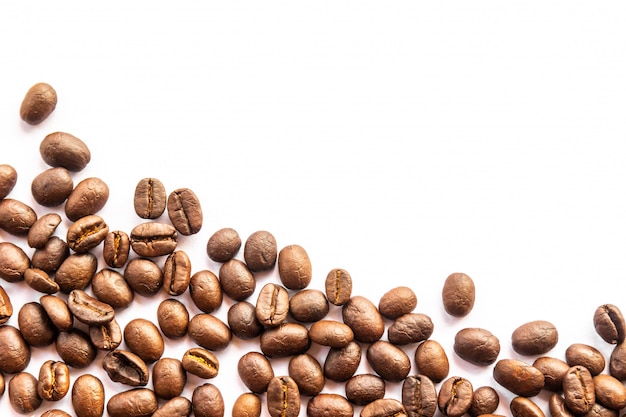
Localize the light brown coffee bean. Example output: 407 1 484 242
219 258 256 301
563 365 595 414
402 374 437 417
40 294 73 331
288 353 325 396
103 230 130 268
548 393 574 417
163 250 192 295
9 372 42 414
437 376 474 417
593 374 626 410
379 286 417 320
189 269 223 313
309 319 354 348
0 325 30 374
37 360 70 401
510 396 545 417
454 327 500 366
367 340 411 382
55 252 98 293
0 241 30 282
31 167 73 207
92 268 134 309
24 267 59 294
278 244 312 290
307 393 354 417
415 339 450 383
0 164 17 199
123 257 163 296
233 393 261 417
325 267 352 306
594 304 626 344
342 295 384 343
20 82 57 124
153 396 193 417
493 359 544 397
124 318 164 363
72 374 105 417
388 313 434 345
324 340 362 382
289 289 329 323
244 230 277 272
18 301 57 347
565 343 606 376
192 383 224 417
41 410 73 417
511 320 559 356
152 357 186 398
256 283 290 328
441 272 475 317
267 376 300 417
361 398 408 417
238 352 275 394
68 289 115 325
346 374 386 406
532 356 570 392
207 227 241 262
65 177 109 221
182 347 219 379
134 177 167 219
260 322 310 358
188 313 232 351
157 298 189 339
66 214 109 252
107 388 158 417
129 222 178 257
27 212 62 248
40 131 91 172
0 285 12 324
167 187 203 235
469 386 499 417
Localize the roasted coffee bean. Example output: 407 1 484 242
324 340 362 382
256 282 290 328
379 286 417 320
9 372 42 414
157 298 189 339
565 343 606 376
453 327 500 366
267 376 300 417
40 295 73 331
468 386 499 417
134 177 167 219
0 285 12 324
68 289 115 325
232 393 261 417
124 257 163 296
510 396 545 417
65 177 109 221
532 356 570 392
103 230 130 268
189 269 223 313
153 357 187 398
90 318 122 350
27 212 62 248
18 301 57 346
20 82 57 124
192 383 224 417
438 376 473 417
107 388 158 417
0 325 31 373
31 167 73 207
388 313 434 345
163 250 191 295
583 402 619 417
493 359 544 397
219 258 255 301
0 371 5 396
40 131 91 171
288 353 325 396
346 374 385 406
307 393 354 417
441 272 475 317
153 396 193 417
24 267 59 294
0 241 30 282
361 398 408 417
41 410 72 417
124 318 164 362
72 374 105 417
244 230 278 272
609 341 626 379
563 365 596 414
367 340 411 382
594 304 626 344
55 252 98 293
402 374 437 417
342 295 385 343
228 300 264 339
182 347 219 379
37 360 70 401
238 352 275 393
549 394 574 417
0 164 17 199
55 328 97 368
129 221 178 257
260 322 310 358
325 267 352 306
207 227 241 262
511 320 559 356
188 313 232 351
593 374 626 410
415 339 450 383
167 187 203 235
309 319 354 348
103 349 149 387
289 289 329 323
277 244 312 290
31 236 69 273
92 268 134 309
0 198 37 236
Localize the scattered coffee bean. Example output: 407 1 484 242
453 327 500 366
244 230 277 272
510 396 545 417
123 257 164 296
548 393 572 417
388 312 434 345
219 258 256 301
189 269 223 313
20 82 57 124
41 410 73 417
124 318 164 363
309 319 354 348
0 285 12 324
562 365 596 414
103 349 149 387
167 187 203 235
609 341 626 379
129 221 178 257
207 227 241 262
18 301 57 346
0 325 30 374
402 374 437 417
288 353 325 396
157 298 189 339
289 289 329 323
91 268 134 309
55 252 98 293
532 356 570 392
163 250 192 295
414 339 450 383
228 300 264 339
182 347 219 379
107 388 159 417
468 386 499 417
346 374 386 406
8 372 42 414
40 131 91 172
233 392 262 417
361 398 408 417
24 267 59 294
37 360 70 401
493 359 544 397
152 357 187 398
324 340 362 382
379 286 417 320
89 318 122 350
238 351 275 394
31 167 74 207
40 294 74 331
31 235 69 273
325 267 352 306
593 373 626 410
55 328 97 368
342 295 385 343
133 177 167 219
72 374 105 417
192 383 224 417
153 396 193 417
103 230 130 268
260 322 310 358
64 176 109 221
188 313 232 351
511 320 559 356
565 343 606 376
256 282 290 328
0 164 17 199
594 304 626 345
438 376 474 417
367 340 411 382
441 272 475 317
27 212 62 248
307 393 354 417
68 289 115 325
277 243 312 289
267 376 300 417
0 241 30 282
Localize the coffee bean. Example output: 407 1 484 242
438 376 474 417
41 410 72 417
593 374 626 410
27 212 62 248
124 318 164 363
511 320 559 356
260 322 310 358
277 244 312 289
402 374 437 417
124 257 164 296
8 372 42 414
493 359 544 397
68 289 115 325
89 318 122 350
0 241 30 282
0 285 11 325
188 313 232 351
609 341 626 379
548 393 573 417
167 187 203 235
103 230 130 268
583 402 619 417
153 396 193 417
55 328 97 368
367 340 411 382
379 286 417 320
31 235 69 273
468 386 499 417
256 282 290 328
189 269 223 313
307 393 354 417
55 252 98 293
414 339 450 383
207 227 241 262
565 343 606 376
152 357 187 398
157 298 189 339
107 388 158 417
192 383 224 417
219 258 256 301
102 349 149 387
244 230 277 272
18 301 57 346
238 352 274 394
24 267 59 294
37 360 70 401
129 222 178 257
31 167 73 207
563 366 596 414
92 268 134 309
346 374 385 406
288 353 325 396
453 327 500 366
20 82 57 124
510 396 545 417
0 164 17 199
40 294 74 331
228 301 264 339
441 272 475 317
72 374 105 417
594 304 626 344
289 289 329 323
532 356 570 392
267 376 300 417
182 347 219 379
233 393 261 417
309 319 354 348
388 313 434 345
325 267 352 306
163 250 192 295
40 131 91 172
324 340 362 382
65 177 109 221
0 325 30 374
361 398 408 417
133 177 167 219
342 295 385 343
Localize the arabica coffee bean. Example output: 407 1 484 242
182 347 219 379
0 164 17 199
548 394 574 417
103 230 130 268
238 352 275 393
72 374 105 417
388 313 434 345
163 250 192 295
124 318 164 362
609 341 626 379
27 212 62 248
18 301 57 346
260 322 310 358
309 319 354 348
563 365 595 414
41 410 72 417
307 393 354 417
438 376 474 417
55 328 97 368
40 294 74 331
0 241 30 282
68 289 115 325
511 320 559 356
233 393 261 417
207 227 241 262
361 398 408 417
441 272 475 317
324 340 362 382
277 244 312 289
228 301 264 339
510 396 545 417
342 295 385 343
103 349 149 386
402 374 437 417
468 386 499 417
89 318 122 350
256 283 290 328
31 167 73 207
244 230 278 272
167 187 203 235
325 267 352 306
153 396 193 417
192 383 225 417
219 258 256 301
367 340 411 382
31 236 69 273
65 177 109 221
157 298 189 339
152 357 186 398
189 269 223 313
189 313 232 351
124 257 163 296
0 198 37 236
493 359 544 397
288 353 325 396
379 286 417 319
583 402 619 417
593 374 626 410
267 376 300 417
532 356 570 392
55 252 98 293
0 325 31 373
20 82 57 124
565 343 606 376
37 360 70 401
24 267 59 294
453 327 500 366
107 388 158 417
594 304 626 344
40 131 91 172
346 374 385 406
133 177 167 219
289 289 329 323
8 372 42 414
92 268 134 309
129 222 178 257
0 285 12 324
415 339 450 383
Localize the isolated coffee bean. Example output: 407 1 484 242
188 313 232 351
609 341 626 379
288 353 325 396
532 356 570 392
72 374 105 417
593 374 626 410
402 375 437 417
103 349 149 387
192 383 224 417
415 339 450 383
167 187 203 235
92 268 134 309
103 230 130 268
325 267 352 306
238 352 275 394
388 313 434 345
233 393 262 417
24 267 59 294
0 241 30 282
124 257 164 297
594 304 626 344
361 398 408 417
510 396 545 417
563 365 596 414
65 177 109 221
437 376 474 417
134 177 167 219
260 322 310 358
0 325 31 373
157 298 189 339
90 318 122 350
37 360 70 401
307 393 354 417
163 250 192 295
31 236 69 273
309 319 354 348
219 258 256 301
324 340 362 382
511 320 558 356
207 227 241 262
130 222 178 257
31 167 73 207
27 212 62 248
124 318 164 363
152 357 187 398
346 374 385 406
441 272 475 317
40 295 73 331
493 359 544 397
256 283 290 328
18 301 57 347
0 164 17 199
55 329 97 368
55 252 98 293
289 289 329 323
454 327 500 366
367 340 411 382
244 230 277 272
0 198 37 236
565 343 606 376
107 388 158 417
153 396 193 417
0 285 12 324
40 131 91 172
278 244 312 289
68 289 115 325
342 295 385 343
8 372 42 414
267 376 300 417
469 386 499 417
379 286 417 320
189 269 222 313
20 82 57 124
182 347 219 379
228 301 264 339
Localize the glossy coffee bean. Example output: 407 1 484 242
0 198 37 236
289 289 329 323
379 286 417 320
153 396 193 417
0 164 17 199
324 340 362 382
163 250 192 295
256 283 290 328
24 268 59 294
207 227 241 262
260 322 310 358
182 347 219 379
188 313 232 351
441 272 475 317
468 386 499 417
65 177 109 221
55 329 97 368
37 360 70 401
453 327 500 366
27 212 62 248
40 294 74 331
228 301 264 340
562 366 596 414
309 319 354 348
238 352 274 394
107 388 158 417
124 257 163 296
124 318 164 363
593 374 626 410
31 167 73 207
31 236 69 273
192 383 224 417
510 396 545 417
92 268 134 309
40 131 91 171
41 410 72 417
267 376 300 417
493 359 544 397
346 374 385 406
0 285 12 324
18 301 57 347
277 244 312 289
66 214 109 252
9 372 42 414
307 393 354 417
361 398 408 417
133 177 167 219
244 230 277 272
367 340 411 382
594 304 626 344
325 267 352 306
548 393 573 417
609 341 626 379
153 357 187 398
532 356 570 392
68 289 115 325
342 295 384 343
55 252 98 293
89 318 122 350
511 320 558 356
233 393 261 417
157 298 189 339
415 339 450 383
189 269 223 313
219 258 256 301
72 374 105 417
103 349 149 386
0 241 30 282
402 375 437 417
565 343 606 376
129 222 178 257
438 376 473 417
0 325 30 374
288 353 325 396
103 230 130 268
388 313 434 345
167 187 203 235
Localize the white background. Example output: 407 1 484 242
1 2 626 416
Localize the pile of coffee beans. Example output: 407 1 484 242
1 83 626 417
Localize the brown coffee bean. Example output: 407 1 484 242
532 356 570 392
493 359 544 397
277 244 312 289
0 372 5 396
91 268 134 309
288 353 325 396
256 282 290 328
379 286 417 320
563 365 596 414
55 328 97 368
9 372 42 414
289 289 329 323
565 343 606 376
182 347 219 379
441 272 475 317
0 285 12 324
309 319 354 348
469 386 499 417
415 339 450 383
192 383 224 417
72 374 105 417
219 258 256 301
324 340 362 382
153 357 187 398
167 187 203 235
609 341 626 379
307 393 354 417
90 318 122 350
388 313 434 345
0 325 30 374
438 376 473 417
233 393 261 417
593 374 626 410
124 318 164 363
65 177 109 221
0 241 30 282
238 351 274 394
55 252 98 293
188 313 232 351
367 340 411 382
103 349 149 387
24 267 59 294
31 167 73 207
582 402 619 417
361 398 408 417
189 269 223 313
124 257 163 296
548 393 574 417
31 236 69 273
153 396 193 417
228 301 264 339
402 374 437 417
244 230 277 272
325 267 352 306
453 327 500 366
260 322 310 358
41 410 73 417
103 230 130 268
594 304 626 345
511 320 559 356
27 212 62 248
0 164 17 199
267 376 300 417
18 301 58 347
130 221 178 257
107 388 158 417
40 294 74 331
37 360 70 401
207 227 241 262
510 396 545 417
40 131 91 171
68 289 115 325
163 250 192 295
157 298 189 339
20 82 57 124
346 374 385 406
0 198 37 236
134 177 167 219
342 295 385 343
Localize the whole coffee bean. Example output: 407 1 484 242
309 319 354 348
288 353 325 396
532 356 570 392
153 396 193 417
441 272 475 317
256 282 290 328
129 221 178 257
24 267 59 294
20 82 57 124
192 383 224 417
565 343 606 376
40 295 73 331
346 374 385 406
27 212 62 248
189 314 232 351
342 295 385 343
124 257 163 296
207 227 241 262
594 304 626 344
219 258 256 301
40 131 91 172
593 374 626 410
267 376 300 417
453 327 500 366
228 301 265 339
55 252 98 293
379 286 417 320
153 357 187 398
493 359 544 397
182 347 219 379
157 298 189 339
244 230 278 272
388 313 434 345
468 386 499 417
65 177 109 221
31 236 69 273
18 301 58 347
167 187 203 235
0 285 13 324
361 398 408 417
402 374 437 417
277 244 312 289
289 289 329 323
324 340 362 382
103 230 130 268
367 340 411 382
89 318 122 350
31 167 73 207
563 365 596 414
55 328 97 368
549 394 574 417
163 250 192 295
438 376 474 417
414 339 450 383
238 351 275 393
9 372 42 414
107 388 158 417
511 320 559 356
307 393 354 417
260 322 310 358
510 396 545 417
68 289 115 325
233 393 261 417
103 349 149 386
189 269 223 313
92 268 134 309
37 360 70 401
72 374 105 417
0 325 30 373
609 341 626 379
124 318 164 362
0 198 37 236
0 164 17 199
133 177 167 219
583 402 619 417
41 410 72 417
0 241 30 282
325 267 352 306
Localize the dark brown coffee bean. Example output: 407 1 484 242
346 374 385 406
307 393 354 417
493 359 544 397
594 304 626 344
256 282 290 327
511 320 559 356
260 322 310 358
24 268 59 294
441 272 475 317
609 341 626 379
192 383 224 417
565 343 606 376
342 295 384 343
90 318 122 350
549 393 574 417
325 267 352 306
40 131 91 171
532 356 570 392
593 374 626 410
55 328 97 368
153 396 193 417
167 187 203 235
438 376 473 417
189 269 222 313
134 177 167 219
219 258 255 301
0 241 30 282
65 177 109 221
41 410 73 417
267 376 300 417
102 349 149 387
123 257 163 296
188 313 232 351
324 340 362 382
288 353 325 396
157 298 189 339
367 340 411 382
130 221 178 257
31 167 73 207
468 386 499 417
9 372 42 414
55 252 98 293
277 244 312 290
182 347 219 379
163 250 191 295
361 398 408 417
238 351 274 393
244 230 277 272
31 236 69 273
27 212 62 248
0 285 12 324
0 198 37 236
415 339 450 383
563 365 596 414
18 301 58 347
379 286 417 320
20 82 57 124
152 357 186 398
40 294 73 331
124 318 164 363
68 289 115 325
92 268 134 309
207 227 241 262
289 289 329 323
0 325 30 373
72 374 105 417
103 230 130 268
107 388 158 417
228 300 264 339
388 313 434 345
0 164 17 199
37 360 70 401
309 319 354 348
233 393 261 417
510 396 545 417
402 374 437 417
453 327 500 366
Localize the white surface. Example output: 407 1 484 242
1 2 626 416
